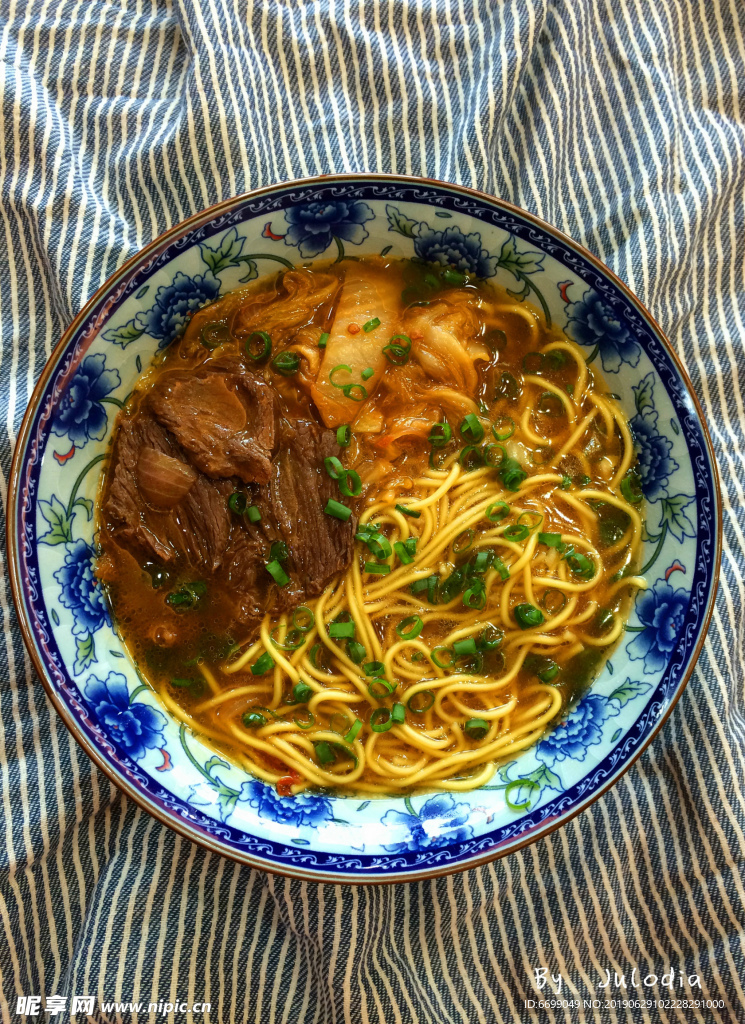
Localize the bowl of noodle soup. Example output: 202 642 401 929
8 175 720 882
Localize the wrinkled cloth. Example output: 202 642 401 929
1 2 744 1022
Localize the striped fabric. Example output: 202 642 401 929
1 1 743 1021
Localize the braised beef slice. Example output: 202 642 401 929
268 420 356 601
104 410 232 571
147 368 277 485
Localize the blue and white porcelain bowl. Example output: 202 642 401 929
8 175 721 883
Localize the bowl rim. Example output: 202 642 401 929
7 171 722 883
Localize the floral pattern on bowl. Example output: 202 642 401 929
9 176 720 883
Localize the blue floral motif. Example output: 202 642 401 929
136 271 220 349
536 694 609 766
627 581 689 675
284 200 374 259
565 289 641 373
381 793 473 853
85 671 166 760
630 411 678 501
238 778 334 827
413 224 498 278
53 538 110 636
51 353 120 448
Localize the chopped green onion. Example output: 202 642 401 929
486 501 510 522
453 637 477 656
596 608 615 632
441 267 466 286
329 364 353 388
329 621 355 640
270 541 289 563
407 690 435 713
396 615 423 640
537 663 560 683
242 711 267 728
341 383 367 401
365 562 390 575
465 718 489 740
367 534 392 560
391 702 406 724
493 556 510 580
522 351 544 372
272 350 300 376
293 710 315 729
270 627 305 651
514 603 545 629
395 504 421 518
171 677 196 688
324 499 352 521
460 413 485 443
463 584 486 610
565 551 595 578
428 422 452 447
517 511 543 531
477 625 503 651
503 524 529 541
368 678 396 699
545 349 568 370
266 560 289 586
251 652 274 676
292 680 313 703
483 443 506 468
505 778 540 811
336 424 351 447
431 647 454 669
383 334 412 366
438 566 466 603
318 332 329 349
484 328 507 351
361 367 374 380
469 550 493 575
540 589 567 615
453 528 475 554
344 719 363 743
394 540 414 565
537 391 564 417
245 331 272 362
560 475 571 490
228 491 247 514
459 444 484 471
499 456 527 491
370 708 394 733
309 644 330 671
539 532 564 548
314 741 336 765
293 606 315 632
338 470 362 497
200 322 230 350
410 575 438 598
363 317 381 332
324 456 344 479
621 473 643 505
578 474 591 487
363 661 385 677
247 505 261 523
495 370 521 400
492 416 516 441
346 640 366 664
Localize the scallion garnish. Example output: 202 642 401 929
272 350 300 376
460 413 485 443
265 560 289 586
338 469 362 497
228 491 247 514
293 606 315 632
200 322 230 350
517 511 543 531
363 661 385 677
620 472 643 505
407 690 435 713
565 551 595 578
318 332 329 348
503 524 529 542
395 504 421 518
453 637 477 656
483 443 505 468
247 505 261 523
324 498 352 521
383 334 412 365
459 445 484 471
370 708 394 733
538 532 563 548
245 330 272 362
346 639 366 664
329 621 355 640
365 562 391 575
344 719 363 743
361 367 374 380
396 615 423 640
251 652 274 676
491 416 516 441
514 603 545 629
493 557 510 580
464 718 489 740
486 501 510 522
366 534 392 560
453 528 475 554
270 540 289 562
428 422 452 447
292 680 313 703
560 475 572 490
314 741 336 765
368 678 396 698
242 711 266 728
393 540 414 565
363 317 381 332
391 702 406 724
499 455 527 491
336 424 351 447
462 583 486 610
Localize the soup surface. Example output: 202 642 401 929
96 256 646 796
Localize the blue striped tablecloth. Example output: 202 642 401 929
1 2 743 1021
